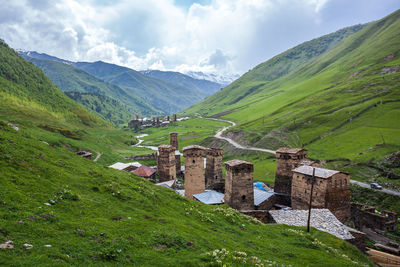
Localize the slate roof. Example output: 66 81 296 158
133 165 156 177
292 165 340 178
193 190 224 205
276 147 305 154
225 159 253 167
269 209 354 240
182 145 207 151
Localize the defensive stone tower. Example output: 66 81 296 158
183 145 206 200
170 132 181 175
135 114 139 120
274 148 308 196
157 145 176 183
224 160 254 210
205 148 224 191
167 116 170 121
173 114 177 121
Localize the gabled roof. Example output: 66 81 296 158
193 190 224 205
133 165 156 177
292 165 339 178
254 188 275 206
109 162 142 170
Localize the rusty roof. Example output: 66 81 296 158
276 147 305 154
292 165 340 178
133 165 156 177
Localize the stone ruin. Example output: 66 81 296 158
351 203 398 233
183 145 207 200
224 160 254 210
157 144 176 183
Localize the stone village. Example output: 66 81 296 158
109 131 399 258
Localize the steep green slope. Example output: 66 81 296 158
0 40 371 266
20 55 161 124
141 69 223 95
65 92 134 127
0 122 371 266
75 61 207 114
184 11 400 171
0 40 105 128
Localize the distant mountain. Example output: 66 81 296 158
140 69 223 95
16 50 73 64
75 61 207 114
19 53 161 126
184 71 240 86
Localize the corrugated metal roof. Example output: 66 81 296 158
193 190 224 205
292 165 339 178
109 162 142 170
254 188 275 206
155 180 175 188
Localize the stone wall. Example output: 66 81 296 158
224 160 254 210
125 154 157 161
240 210 269 223
157 145 176 183
291 171 350 223
351 203 398 233
274 148 308 196
205 148 224 191
183 145 206 200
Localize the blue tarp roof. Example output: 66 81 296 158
254 182 266 191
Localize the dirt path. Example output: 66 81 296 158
205 117 400 197
93 151 102 162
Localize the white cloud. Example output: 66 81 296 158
0 0 398 77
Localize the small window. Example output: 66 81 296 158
192 159 195 164
242 195 246 201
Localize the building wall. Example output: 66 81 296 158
157 145 176 183
205 148 223 191
291 173 328 210
291 172 350 223
325 173 351 223
184 147 206 200
225 160 254 210
274 150 308 195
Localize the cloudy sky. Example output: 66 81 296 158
0 0 398 76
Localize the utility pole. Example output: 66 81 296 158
307 167 316 233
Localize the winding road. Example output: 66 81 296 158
206 117 400 197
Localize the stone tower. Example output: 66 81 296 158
157 145 176 183
205 148 224 191
224 160 254 210
173 114 177 121
183 145 206 200
274 148 308 196
170 132 181 175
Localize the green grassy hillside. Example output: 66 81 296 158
183 10 400 188
75 61 208 114
0 40 371 266
20 55 161 125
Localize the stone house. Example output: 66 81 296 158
291 165 350 223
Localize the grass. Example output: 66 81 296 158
181 10 400 190
0 121 372 266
